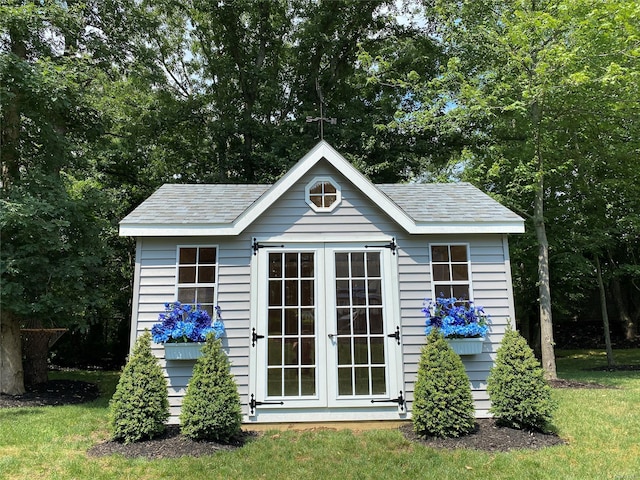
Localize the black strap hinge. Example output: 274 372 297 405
370 391 405 411
250 394 284 415
252 238 285 255
251 328 264 347
365 237 397 255
387 326 400 345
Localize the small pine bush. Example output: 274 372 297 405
110 330 169 443
180 335 242 442
487 329 557 431
412 330 476 437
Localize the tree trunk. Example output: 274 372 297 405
0 313 25 395
534 172 557 380
610 276 638 341
595 256 615 366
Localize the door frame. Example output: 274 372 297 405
248 236 405 421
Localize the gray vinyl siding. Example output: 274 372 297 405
130 159 516 422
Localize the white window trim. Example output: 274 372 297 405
174 244 220 308
305 176 341 212
428 243 474 302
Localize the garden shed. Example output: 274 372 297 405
119 141 524 425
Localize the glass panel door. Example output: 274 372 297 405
334 251 387 397
266 251 317 398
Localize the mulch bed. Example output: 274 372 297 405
4 377 615 458
0 379 100 408
87 426 257 459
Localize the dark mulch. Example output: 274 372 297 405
88 426 258 459
3 378 601 457
0 379 100 408
399 420 564 452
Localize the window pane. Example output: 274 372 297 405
337 309 351 334
301 309 315 334
284 280 298 306
198 247 217 263
337 338 351 365
310 195 323 207
284 338 298 365
368 279 382 305
300 253 314 277
179 248 197 264
269 280 282 306
371 367 386 395
324 194 337 207
353 309 367 334
300 368 315 395
300 280 314 306
285 253 298 278
353 337 368 364
196 287 214 303
352 280 366 305
177 287 196 304
432 264 450 281
351 253 365 277
453 285 470 300
431 245 449 262
284 369 299 396
335 253 349 278
370 337 385 364
268 309 282 335
336 280 350 306
198 266 215 283
354 367 369 395
285 309 298 335
309 182 323 194
452 264 469 281
268 338 282 366
323 182 336 194
367 253 380 277
268 369 282 396
369 308 383 334
179 266 196 283
338 368 352 395
300 338 315 366
269 253 282 278
450 245 468 262
434 284 453 298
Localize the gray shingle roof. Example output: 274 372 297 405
121 184 270 225
121 182 521 226
376 183 523 224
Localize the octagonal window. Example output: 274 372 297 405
305 177 341 212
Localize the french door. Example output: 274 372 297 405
252 244 402 413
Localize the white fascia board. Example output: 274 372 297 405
119 223 237 237
412 222 525 234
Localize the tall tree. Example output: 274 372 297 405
372 0 640 376
0 0 143 392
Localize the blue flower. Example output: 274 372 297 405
423 295 489 338
151 302 225 343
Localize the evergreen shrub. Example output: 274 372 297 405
180 335 242 442
110 330 169 443
487 329 557 431
412 330 476 437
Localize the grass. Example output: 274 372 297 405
1 349 639 480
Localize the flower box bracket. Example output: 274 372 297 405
163 342 204 360
446 337 485 356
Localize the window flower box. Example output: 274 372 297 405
164 342 204 360
446 337 485 356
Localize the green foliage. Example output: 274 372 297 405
180 335 242 442
487 329 557 431
412 330 475 437
109 331 169 443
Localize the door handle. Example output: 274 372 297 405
328 333 337 339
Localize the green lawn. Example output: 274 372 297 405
1 349 639 480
